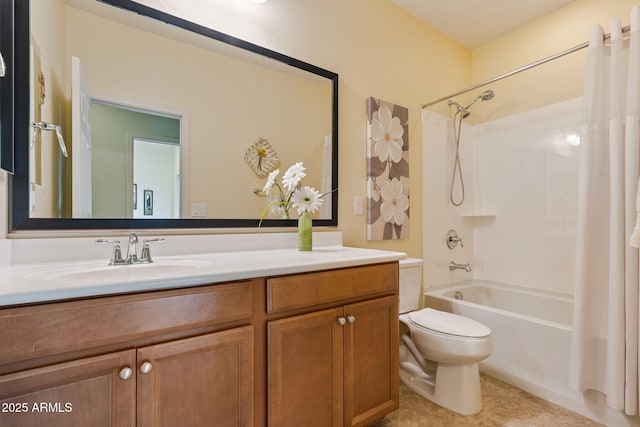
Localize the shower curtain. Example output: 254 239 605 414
570 7 640 415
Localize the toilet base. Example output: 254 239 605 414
399 361 483 416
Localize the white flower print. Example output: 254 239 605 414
371 106 404 163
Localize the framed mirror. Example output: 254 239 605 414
7 0 338 231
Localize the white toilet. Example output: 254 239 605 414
398 258 492 415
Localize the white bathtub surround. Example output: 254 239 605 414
571 7 640 418
422 98 583 293
421 110 476 287
471 98 583 294
425 280 640 426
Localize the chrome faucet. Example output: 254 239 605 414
138 237 165 263
95 238 125 265
126 233 140 264
449 261 472 272
96 234 165 265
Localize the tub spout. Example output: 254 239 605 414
449 261 472 272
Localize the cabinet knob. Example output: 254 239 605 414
347 315 356 324
337 317 346 326
119 367 133 380
140 361 153 374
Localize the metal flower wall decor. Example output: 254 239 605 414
366 97 410 240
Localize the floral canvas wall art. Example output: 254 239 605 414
366 97 410 240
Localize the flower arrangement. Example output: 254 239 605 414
258 161 323 222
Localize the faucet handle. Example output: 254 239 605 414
446 229 464 249
96 239 125 265
139 238 165 264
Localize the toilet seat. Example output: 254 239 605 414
408 308 491 338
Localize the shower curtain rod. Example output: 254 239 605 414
421 25 631 108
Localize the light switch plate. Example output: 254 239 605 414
191 203 206 217
353 196 363 216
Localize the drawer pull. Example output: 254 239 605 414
140 361 153 374
347 315 356 324
337 317 346 326
119 367 133 380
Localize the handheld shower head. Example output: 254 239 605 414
464 89 495 110
448 100 471 119
481 89 495 101
448 89 495 119
448 89 495 120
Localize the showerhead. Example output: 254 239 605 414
447 99 468 118
464 89 495 110
480 89 495 101
448 89 495 120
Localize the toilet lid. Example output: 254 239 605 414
408 308 491 338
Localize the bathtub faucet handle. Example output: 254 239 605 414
446 229 464 249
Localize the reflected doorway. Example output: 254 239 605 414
133 138 180 218
90 101 181 218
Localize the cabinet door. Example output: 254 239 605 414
0 350 136 427
344 296 399 427
137 326 254 427
268 307 344 427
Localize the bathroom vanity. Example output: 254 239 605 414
0 241 401 427
0 0 399 422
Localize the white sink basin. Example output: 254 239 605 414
23 258 214 282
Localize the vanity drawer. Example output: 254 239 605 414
266 262 398 313
0 280 254 365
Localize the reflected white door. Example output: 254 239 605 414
132 139 180 218
71 56 92 218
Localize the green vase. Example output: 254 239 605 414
298 212 312 251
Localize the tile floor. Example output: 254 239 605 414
375 374 603 426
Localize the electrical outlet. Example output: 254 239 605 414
354 196 364 215
191 203 206 217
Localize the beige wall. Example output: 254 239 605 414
8 0 639 260
65 5 330 220
468 0 640 121
133 0 471 256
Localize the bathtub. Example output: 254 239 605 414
425 280 571 393
424 280 633 426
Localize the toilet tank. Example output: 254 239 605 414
399 258 423 314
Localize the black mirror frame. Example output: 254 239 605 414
7 0 338 231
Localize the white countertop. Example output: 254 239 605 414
0 237 405 307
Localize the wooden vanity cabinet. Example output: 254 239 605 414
137 326 253 427
0 327 254 427
0 281 256 427
0 349 136 426
266 262 399 427
0 261 399 427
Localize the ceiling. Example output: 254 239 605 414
391 0 575 49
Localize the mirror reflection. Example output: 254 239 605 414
27 0 335 223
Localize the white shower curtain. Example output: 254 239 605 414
570 7 640 415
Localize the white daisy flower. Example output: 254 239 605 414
268 192 288 218
263 169 280 194
379 178 409 225
292 186 323 214
282 161 306 192
371 106 404 163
